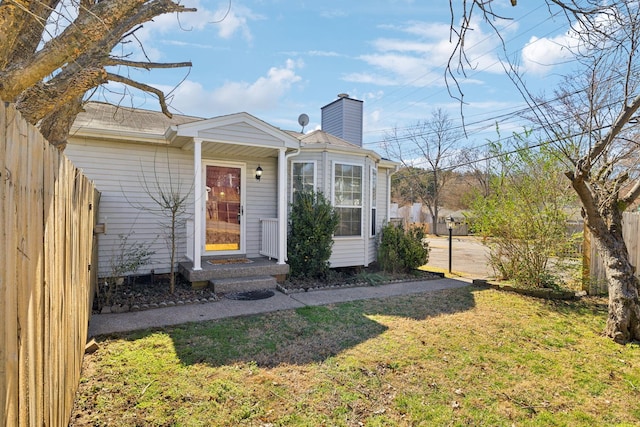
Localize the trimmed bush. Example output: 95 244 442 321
287 190 339 279
377 223 429 274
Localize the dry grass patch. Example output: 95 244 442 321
71 287 640 426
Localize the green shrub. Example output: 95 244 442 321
377 223 430 274
468 141 578 288
287 190 339 279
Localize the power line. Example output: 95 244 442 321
365 4 570 129
363 61 640 152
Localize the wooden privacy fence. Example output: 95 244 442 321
1 101 99 426
584 211 640 295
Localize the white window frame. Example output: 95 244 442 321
332 161 364 238
290 160 317 198
370 166 378 237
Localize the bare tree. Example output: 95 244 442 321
455 145 491 198
384 109 463 235
0 0 195 149
449 0 640 343
128 150 193 294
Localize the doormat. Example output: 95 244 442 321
207 258 253 265
225 289 275 300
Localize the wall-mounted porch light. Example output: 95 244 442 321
255 165 263 181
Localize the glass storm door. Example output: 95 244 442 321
205 164 243 252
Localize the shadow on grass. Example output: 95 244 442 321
113 285 478 368
540 295 609 318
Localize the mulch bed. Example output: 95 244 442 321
279 268 441 293
94 275 218 314
95 269 441 314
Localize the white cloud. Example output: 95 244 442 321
349 18 509 88
521 33 575 75
122 1 263 61
308 50 343 57
213 3 264 41
159 59 303 116
150 0 264 40
320 9 348 19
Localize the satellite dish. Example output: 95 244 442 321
298 113 309 132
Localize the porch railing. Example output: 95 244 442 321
260 218 279 259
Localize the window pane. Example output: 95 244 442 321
371 208 377 236
334 163 363 236
293 162 314 193
334 164 362 207
336 207 362 236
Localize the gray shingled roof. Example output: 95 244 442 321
74 102 364 151
73 102 203 135
286 129 360 148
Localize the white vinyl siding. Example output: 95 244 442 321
330 240 368 267
65 139 278 276
243 156 278 258
64 139 194 277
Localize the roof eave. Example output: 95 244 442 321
70 126 170 145
301 142 384 161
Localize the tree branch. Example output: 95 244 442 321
0 0 60 68
0 0 195 100
16 66 107 123
566 170 604 230
587 93 640 169
106 72 172 117
39 95 85 149
621 179 640 206
105 58 192 70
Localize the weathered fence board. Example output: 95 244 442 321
0 98 5 426
585 212 640 295
1 101 99 426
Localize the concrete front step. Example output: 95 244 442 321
179 257 289 284
210 275 278 293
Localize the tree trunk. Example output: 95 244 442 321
170 210 177 294
569 167 640 343
432 206 439 236
591 227 640 343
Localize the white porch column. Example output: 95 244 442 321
193 138 203 270
277 148 287 265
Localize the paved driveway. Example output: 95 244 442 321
424 235 494 279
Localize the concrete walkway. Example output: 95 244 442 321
88 278 469 336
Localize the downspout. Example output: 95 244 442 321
277 147 301 265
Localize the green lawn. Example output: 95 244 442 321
70 287 640 426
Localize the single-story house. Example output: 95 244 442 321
65 94 398 289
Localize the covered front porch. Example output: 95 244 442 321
166 112 301 288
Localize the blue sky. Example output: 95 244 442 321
102 1 579 150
